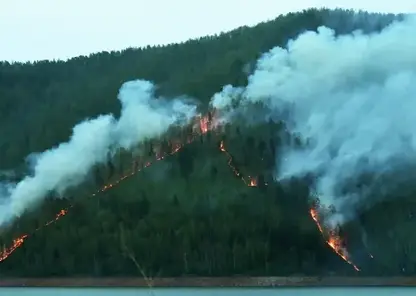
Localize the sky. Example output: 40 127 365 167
1 0 416 62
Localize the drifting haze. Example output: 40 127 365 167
211 15 416 226
0 80 196 226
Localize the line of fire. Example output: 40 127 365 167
0 109 362 271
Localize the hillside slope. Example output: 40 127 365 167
0 9 413 277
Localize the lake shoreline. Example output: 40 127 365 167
2 277 416 287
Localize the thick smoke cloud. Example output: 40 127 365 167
0 80 196 227
211 16 416 226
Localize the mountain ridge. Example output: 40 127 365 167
0 8 413 277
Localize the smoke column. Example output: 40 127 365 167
211 15 416 226
0 80 196 227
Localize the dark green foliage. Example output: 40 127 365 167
0 9 411 277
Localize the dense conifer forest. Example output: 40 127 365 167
0 8 414 277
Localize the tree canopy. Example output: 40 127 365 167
0 8 413 277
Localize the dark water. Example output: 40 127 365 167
0 287 415 295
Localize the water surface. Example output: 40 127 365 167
1 287 416 296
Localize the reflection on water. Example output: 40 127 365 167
0 287 416 296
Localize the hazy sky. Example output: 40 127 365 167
1 0 415 62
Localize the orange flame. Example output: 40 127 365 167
248 177 258 187
0 112 359 272
219 141 262 187
192 114 210 134
310 207 360 271
0 113 214 262
199 115 209 134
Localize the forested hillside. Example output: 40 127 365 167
0 8 413 277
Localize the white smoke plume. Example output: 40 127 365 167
210 15 416 226
0 79 196 227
